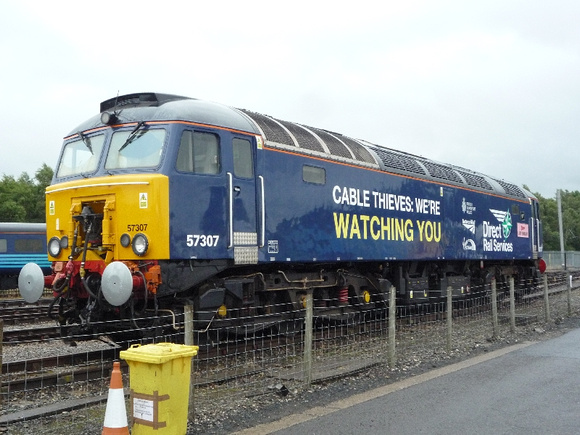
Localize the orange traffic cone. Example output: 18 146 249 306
102 361 129 434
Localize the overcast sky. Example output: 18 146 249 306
1 0 578 198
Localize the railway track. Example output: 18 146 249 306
1 271 579 425
2 324 61 342
2 346 120 394
0 298 55 325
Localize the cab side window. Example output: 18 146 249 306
233 138 253 178
176 131 220 174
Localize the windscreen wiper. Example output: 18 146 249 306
118 121 146 152
77 131 93 154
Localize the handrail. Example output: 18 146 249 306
259 175 265 247
227 172 233 248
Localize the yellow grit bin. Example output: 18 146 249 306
120 343 199 434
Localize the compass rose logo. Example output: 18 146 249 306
490 209 512 239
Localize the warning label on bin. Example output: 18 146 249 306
130 390 170 429
133 398 154 422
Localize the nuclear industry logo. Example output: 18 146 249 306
461 198 476 215
490 209 512 239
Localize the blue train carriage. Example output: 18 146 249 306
17 93 544 334
0 222 51 291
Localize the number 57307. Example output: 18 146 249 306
186 234 220 247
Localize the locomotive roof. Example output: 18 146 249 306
71 92 531 200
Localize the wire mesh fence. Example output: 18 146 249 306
1 271 580 433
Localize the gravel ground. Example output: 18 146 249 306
3 288 580 434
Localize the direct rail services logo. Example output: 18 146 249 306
483 209 513 252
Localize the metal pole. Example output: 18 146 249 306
543 273 551 322
446 286 452 353
557 189 565 269
509 276 516 333
388 285 396 367
303 289 313 386
491 277 498 339
568 273 572 316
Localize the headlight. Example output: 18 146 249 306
48 237 62 257
132 233 149 256
120 233 131 248
60 236 69 249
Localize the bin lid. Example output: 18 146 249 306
120 342 199 364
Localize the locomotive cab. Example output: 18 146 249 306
19 93 265 335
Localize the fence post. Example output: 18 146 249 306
184 304 194 346
388 285 396 367
509 276 516 333
303 289 313 386
446 286 452 353
491 277 498 339
567 273 572 316
184 304 195 423
543 273 551 322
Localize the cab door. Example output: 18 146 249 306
226 136 260 264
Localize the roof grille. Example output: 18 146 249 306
494 179 526 198
455 170 493 191
421 160 463 183
240 111 294 145
277 120 325 152
370 146 427 175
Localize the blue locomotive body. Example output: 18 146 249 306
19 93 543 332
259 149 537 264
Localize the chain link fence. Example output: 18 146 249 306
543 251 580 270
1 271 580 433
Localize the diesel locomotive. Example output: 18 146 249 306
18 92 544 335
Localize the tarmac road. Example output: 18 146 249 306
239 328 580 435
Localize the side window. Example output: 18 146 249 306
15 238 44 253
233 138 253 178
0 239 6 253
511 204 522 219
176 131 220 174
303 165 326 185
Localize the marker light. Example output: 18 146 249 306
100 111 118 125
120 233 131 248
538 258 547 274
131 233 149 256
48 237 62 257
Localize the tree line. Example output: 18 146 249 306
0 166 578 251
0 165 53 222
534 189 580 251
